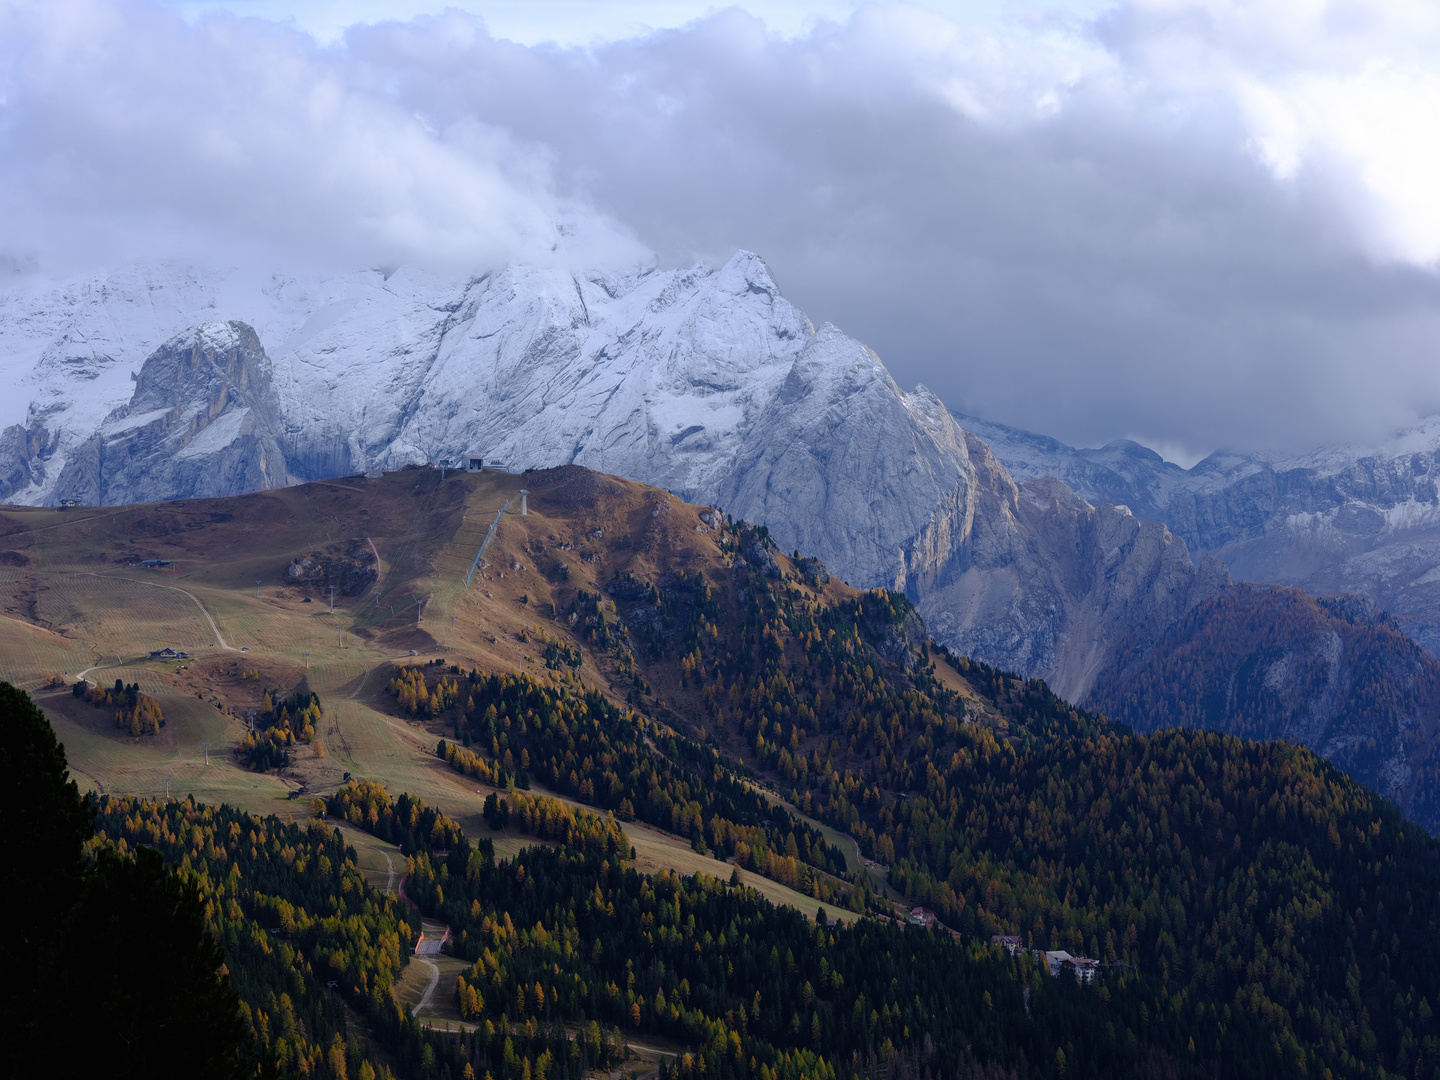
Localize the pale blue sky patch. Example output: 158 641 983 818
158 1 1118 46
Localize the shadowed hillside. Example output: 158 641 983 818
1089 583 1440 830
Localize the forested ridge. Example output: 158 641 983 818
343 781 1279 1079
12 515 1440 1077
362 518 1440 1078
389 665 860 907
1088 584 1440 830
13 639 1440 1078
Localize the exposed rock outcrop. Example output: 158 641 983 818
48 322 290 506
797 557 830 587
286 542 379 597
967 412 1440 656
902 440 1230 702
742 536 781 579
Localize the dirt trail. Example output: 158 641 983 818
347 667 372 700
76 658 121 683
23 511 121 535
367 538 384 584
409 913 450 1017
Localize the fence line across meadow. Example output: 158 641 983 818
465 503 509 587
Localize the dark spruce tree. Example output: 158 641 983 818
0 681 253 1079
0 680 95 1066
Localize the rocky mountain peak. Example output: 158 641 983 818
126 320 268 416
49 320 289 507
713 249 782 303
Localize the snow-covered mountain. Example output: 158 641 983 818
965 413 1440 655
0 252 1221 699
52 321 289 505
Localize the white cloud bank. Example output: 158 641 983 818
0 0 648 274
3 0 1440 458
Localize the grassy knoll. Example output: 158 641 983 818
39 688 295 809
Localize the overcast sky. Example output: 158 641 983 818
4 0 1440 463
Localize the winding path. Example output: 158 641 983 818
90 572 237 652
75 658 121 683
76 573 237 683
405 893 451 1018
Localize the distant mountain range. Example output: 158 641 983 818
963 412 1440 655
1089 584 1440 828
4 252 1440 826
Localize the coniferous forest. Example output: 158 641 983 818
7 522 1440 1079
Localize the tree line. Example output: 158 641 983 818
387 665 856 908
73 676 166 736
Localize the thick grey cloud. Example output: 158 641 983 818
4 0 1440 459
0 0 647 275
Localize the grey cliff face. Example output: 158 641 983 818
695 329 1225 701
0 422 54 500
709 326 977 596
904 440 1230 703
50 322 290 506
968 411 1440 656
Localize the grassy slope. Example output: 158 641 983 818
0 468 856 924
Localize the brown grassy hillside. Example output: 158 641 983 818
0 464 901 921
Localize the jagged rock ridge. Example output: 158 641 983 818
49 322 290 506
964 412 1440 655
